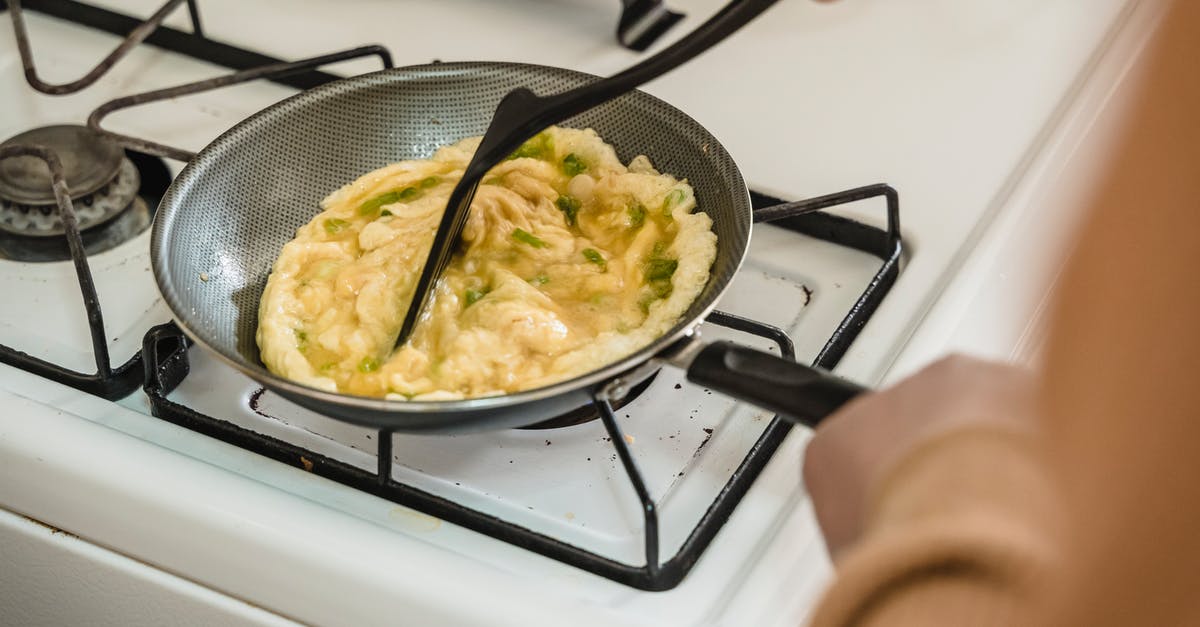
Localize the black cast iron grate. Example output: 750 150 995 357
141 187 902 590
0 144 146 398
0 0 206 398
0 0 391 397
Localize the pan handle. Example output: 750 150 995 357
684 341 865 428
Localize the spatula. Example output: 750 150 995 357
395 0 780 348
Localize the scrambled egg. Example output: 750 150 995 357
257 127 717 400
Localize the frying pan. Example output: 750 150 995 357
152 62 865 434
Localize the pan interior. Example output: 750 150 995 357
153 62 751 410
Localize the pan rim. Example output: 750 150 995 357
151 60 751 417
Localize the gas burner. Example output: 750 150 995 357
0 125 138 237
0 150 171 262
0 158 141 237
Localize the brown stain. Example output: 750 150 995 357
387 507 442 533
23 515 78 539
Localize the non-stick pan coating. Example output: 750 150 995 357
152 62 751 432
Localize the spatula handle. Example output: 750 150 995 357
398 0 780 348
468 0 781 173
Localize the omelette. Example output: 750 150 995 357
257 126 717 400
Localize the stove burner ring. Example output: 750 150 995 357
0 157 140 237
0 124 124 205
0 150 170 262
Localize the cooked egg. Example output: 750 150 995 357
257 127 717 400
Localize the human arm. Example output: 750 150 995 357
802 0 1200 624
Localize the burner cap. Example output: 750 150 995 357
0 158 141 236
0 125 124 205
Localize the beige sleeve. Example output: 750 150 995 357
808 426 1059 627
808 1 1200 623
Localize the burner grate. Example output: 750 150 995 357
0 145 144 397
0 0 392 397
8 0 195 95
140 187 902 590
10 0 677 62
6 0 352 91
0 0 203 397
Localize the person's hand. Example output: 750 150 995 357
802 355 1036 558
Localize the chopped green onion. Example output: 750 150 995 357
380 209 393 217
645 258 678 282
420 176 440 189
323 218 350 234
638 293 657 314
294 329 308 352
628 204 646 228
561 153 587 176
358 190 402 215
555 195 581 226
507 132 554 160
512 228 548 248
661 188 686 216
582 248 607 271
359 187 421 215
640 246 679 307
464 288 487 306
358 357 380 373
319 363 336 373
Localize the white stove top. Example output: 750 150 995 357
0 1 1164 625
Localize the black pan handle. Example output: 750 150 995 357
686 341 866 428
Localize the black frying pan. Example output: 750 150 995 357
151 62 864 433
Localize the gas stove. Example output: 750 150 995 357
0 1 1163 625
